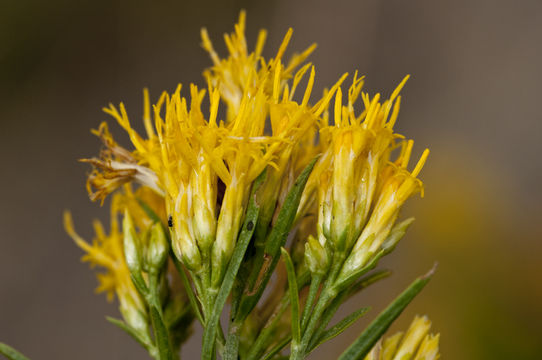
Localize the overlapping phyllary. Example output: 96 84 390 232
63 11 439 360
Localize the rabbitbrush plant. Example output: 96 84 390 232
0 11 440 360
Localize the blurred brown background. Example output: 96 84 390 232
1 0 541 359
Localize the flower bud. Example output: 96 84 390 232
147 223 169 272
330 126 367 251
118 290 151 341
123 210 142 274
393 315 431 360
413 334 440 360
170 184 202 272
304 235 330 275
212 175 246 286
192 150 217 253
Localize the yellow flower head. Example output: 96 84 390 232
297 73 430 276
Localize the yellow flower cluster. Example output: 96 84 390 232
300 74 429 280
365 315 440 360
81 10 427 301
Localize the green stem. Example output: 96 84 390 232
224 322 241 360
300 274 322 333
261 336 292 360
175 262 204 324
295 252 345 359
294 287 335 359
246 296 290 359
148 271 174 360
0 343 30 360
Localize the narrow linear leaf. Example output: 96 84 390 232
300 274 323 333
106 317 154 352
149 306 173 360
281 247 301 346
308 306 370 353
223 331 240 360
130 272 149 297
175 262 204 324
201 172 265 360
338 265 437 360
347 270 392 298
263 156 319 261
0 343 29 360
309 270 392 352
237 156 319 320
246 297 291 360
260 336 292 360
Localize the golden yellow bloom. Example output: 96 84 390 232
341 139 429 277
296 72 429 276
63 193 149 336
201 11 316 123
81 12 347 288
365 315 440 360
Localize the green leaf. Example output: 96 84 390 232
149 306 174 360
300 274 323 332
307 270 391 352
260 336 292 360
338 265 436 360
175 262 204 325
347 270 392 298
201 171 265 360
308 306 370 353
281 247 301 347
262 156 319 267
106 317 154 352
237 156 319 321
0 343 29 360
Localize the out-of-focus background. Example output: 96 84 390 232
1 0 541 359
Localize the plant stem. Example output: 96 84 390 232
245 296 290 360
148 271 174 360
224 321 241 360
300 274 322 332
294 252 345 359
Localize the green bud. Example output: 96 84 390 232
393 315 431 360
119 295 151 342
147 223 169 272
123 210 142 274
304 235 329 275
381 217 415 255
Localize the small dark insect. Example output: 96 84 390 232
168 215 173 228
247 220 254 231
